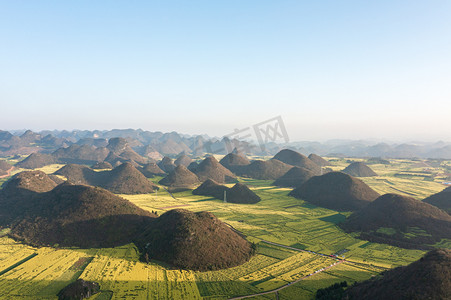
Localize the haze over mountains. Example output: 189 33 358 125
2 129 451 159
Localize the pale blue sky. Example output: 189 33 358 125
1 1 450 141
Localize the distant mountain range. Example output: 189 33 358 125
290 140 451 159
0 129 264 158
1 129 451 159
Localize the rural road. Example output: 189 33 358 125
229 260 343 300
228 225 383 270
225 227 384 300
258 240 385 271
0 166 14 179
225 228 344 300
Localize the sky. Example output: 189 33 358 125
1 1 450 142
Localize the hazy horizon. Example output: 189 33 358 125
4 127 451 145
1 1 450 142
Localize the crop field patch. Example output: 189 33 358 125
237 252 337 292
0 246 93 298
257 244 297 260
0 237 37 271
278 271 344 299
322 263 378 282
319 214 346 224
195 271 259 298
0 253 38 276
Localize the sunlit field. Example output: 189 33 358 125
0 158 448 299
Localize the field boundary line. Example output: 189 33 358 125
228 260 343 300
0 252 38 276
225 227 389 299
163 187 177 199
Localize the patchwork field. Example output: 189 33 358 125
0 158 448 299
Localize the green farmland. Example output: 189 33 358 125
0 158 448 299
